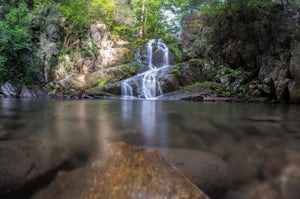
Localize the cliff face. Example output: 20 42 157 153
181 5 300 102
43 21 137 98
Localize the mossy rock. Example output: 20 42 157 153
83 85 105 96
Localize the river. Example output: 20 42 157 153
1 98 300 198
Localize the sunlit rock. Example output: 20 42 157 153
32 142 209 199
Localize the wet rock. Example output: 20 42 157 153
135 39 174 67
103 82 122 95
19 87 46 98
159 91 204 101
288 42 300 101
290 43 300 80
32 142 209 199
0 141 69 194
151 147 231 198
280 164 300 199
0 82 18 98
159 84 215 101
258 56 276 82
288 81 300 102
20 87 37 98
160 74 180 93
176 60 211 86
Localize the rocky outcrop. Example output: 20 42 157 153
48 22 134 97
83 59 214 98
181 5 300 102
32 142 209 199
0 82 46 98
0 82 18 98
159 83 213 101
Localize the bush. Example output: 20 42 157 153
0 3 38 85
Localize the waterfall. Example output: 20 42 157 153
121 39 171 99
121 80 133 97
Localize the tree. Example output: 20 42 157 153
0 3 36 85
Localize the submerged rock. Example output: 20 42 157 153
151 147 231 198
0 141 69 195
280 164 300 199
32 142 209 199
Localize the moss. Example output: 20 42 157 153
170 65 181 76
121 62 143 76
168 43 183 64
94 77 108 87
81 42 98 57
188 58 203 63
128 40 147 61
84 85 105 96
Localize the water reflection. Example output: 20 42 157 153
139 100 168 147
1 99 300 155
1 99 300 198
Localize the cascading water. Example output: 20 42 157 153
121 39 171 99
121 80 133 97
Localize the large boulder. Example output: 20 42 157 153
19 87 46 98
288 42 300 101
32 142 209 199
0 82 18 98
0 141 69 195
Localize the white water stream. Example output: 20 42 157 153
121 39 171 99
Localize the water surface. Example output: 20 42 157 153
1 99 299 150
1 99 300 197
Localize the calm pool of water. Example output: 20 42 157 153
1 98 300 198
1 99 299 150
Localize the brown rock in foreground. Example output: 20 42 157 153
32 142 209 199
152 148 231 197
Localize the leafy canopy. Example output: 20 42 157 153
0 3 36 85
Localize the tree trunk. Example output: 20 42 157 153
139 0 146 39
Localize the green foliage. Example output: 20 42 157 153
81 42 98 57
200 0 279 18
59 0 91 38
122 62 143 75
214 65 252 98
0 3 38 85
163 36 183 63
170 65 181 76
94 77 108 87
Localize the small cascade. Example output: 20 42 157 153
121 80 133 97
121 39 171 100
